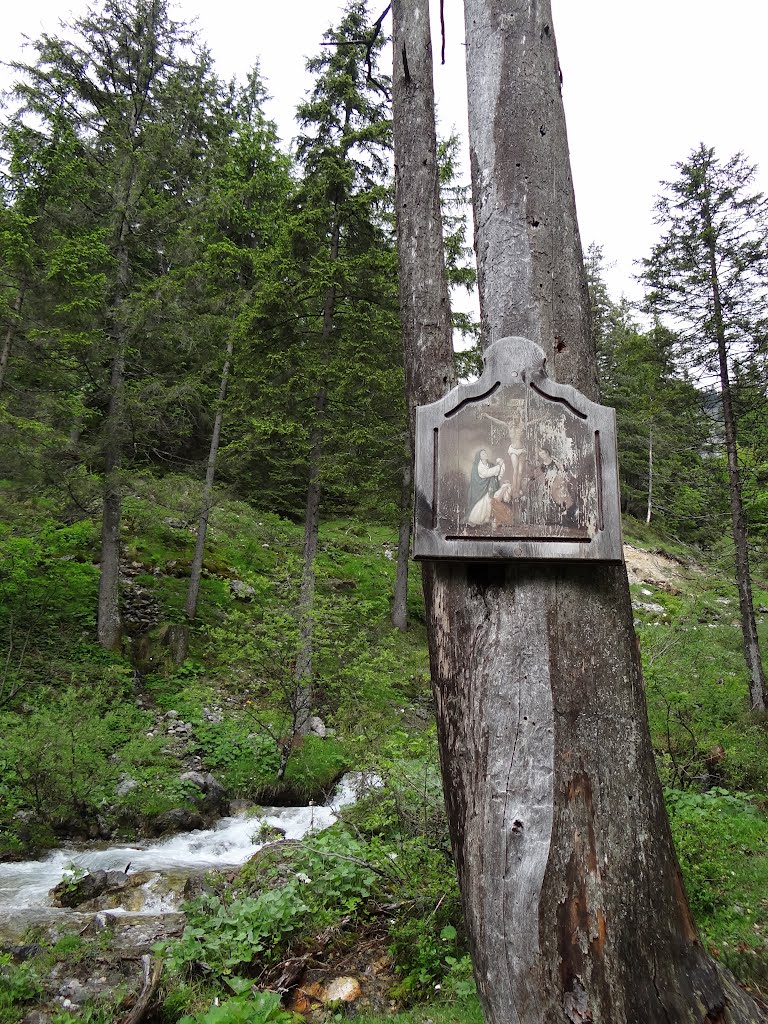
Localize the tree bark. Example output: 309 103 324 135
185 336 234 623
391 457 413 631
393 0 767 1021
392 1 455 420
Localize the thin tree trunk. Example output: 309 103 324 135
97 143 136 652
0 289 24 394
393 1 767 1022
391 457 413 631
646 421 653 524
97 330 126 652
294 388 326 737
185 336 234 622
392 14 455 421
293 204 341 735
704 199 768 711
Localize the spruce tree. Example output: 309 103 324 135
587 250 713 538
287 0 402 732
643 145 768 709
6 0 222 650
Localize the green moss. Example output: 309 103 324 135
281 736 348 798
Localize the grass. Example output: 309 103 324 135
0 472 430 854
2 471 768 1010
355 999 485 1024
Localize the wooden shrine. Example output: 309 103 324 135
412 336 622 562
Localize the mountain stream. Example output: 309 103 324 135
0 775 361 944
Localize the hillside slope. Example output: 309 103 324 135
1 479 767 1020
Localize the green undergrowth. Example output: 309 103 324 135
0 933 120 1024
353 1000 485 1024
2 475 768 1010
624 523 768 994
0 473 430 856
157 733 472 1019
622 514 700 564
666 787 768 993
176 984 299 1024
0 952 42 1024
634 568 768 793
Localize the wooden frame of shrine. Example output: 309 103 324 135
412 336 623 562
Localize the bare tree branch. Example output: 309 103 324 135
320 4 392 98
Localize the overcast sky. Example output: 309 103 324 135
3 0 767 303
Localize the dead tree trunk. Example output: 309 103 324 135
391 456 413 631
392 2 455 417
185 336 234 623
393 0 767 1021
704 197 767 711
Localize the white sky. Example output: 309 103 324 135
3 0 768 304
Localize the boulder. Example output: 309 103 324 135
58 978 87 1006
151 809 206 835
50 869 130 909
179 770 207 789
230 579 256 600
179 770 228 814
115 775 139 797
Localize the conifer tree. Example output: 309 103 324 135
587 250 712 538
643 145 768 709
288 0 400 731
0 109 104 490
155 70 294 629
7 0 222 650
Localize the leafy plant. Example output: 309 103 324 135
162 831 378 978
178 985 295 1024
0 952 42 1019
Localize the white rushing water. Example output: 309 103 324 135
0 774 362 916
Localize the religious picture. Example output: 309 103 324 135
412 335 622 562
467 449 505 525
481 406 527 500
433 380 599 541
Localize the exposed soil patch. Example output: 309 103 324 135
624 544 702 595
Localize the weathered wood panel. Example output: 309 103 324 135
414 336 621 561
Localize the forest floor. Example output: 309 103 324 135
1 477 767 1022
